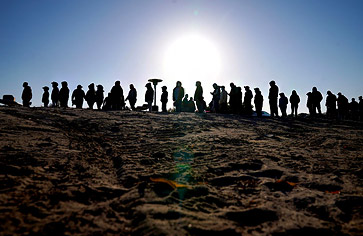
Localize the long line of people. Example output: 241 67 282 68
20 80 363 121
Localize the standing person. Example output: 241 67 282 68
194 81 204 113
182 94 189 112
110 81 124 110
268 81 279 117
306 92 314 115
42 86 50 107
125 84 137 110
289 90 300 117
160 86 168 112
244 86 253 115
349 98 359 120
337 92 349 120
51 81 59 107
211 83 220 113
325 91 337 118
229 83 239 114
22 82 32 107
145 83 154 112
311 87 323 115
72 85 85 109
254 88 263 117
279 93 288 117
95 85 104 110
173 81 184 112
85 83 96 109
359 96 363 121
59 81 70 108
237 87 243 113
219 86 228 113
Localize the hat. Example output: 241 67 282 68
162 86 167 89
43 86 49 90
269 80 275 85
97 84 103 88
254 88 260 91
77 85 82 89
51 81 58 86
23 82 28 86
61 81 67 85
337 92 342 95
244 86 249 89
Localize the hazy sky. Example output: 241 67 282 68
1 0 362 113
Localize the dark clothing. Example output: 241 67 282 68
102 96 111 110
96 89 104 110
145 88 154 103
51 87 59 107
126 88 137 110
110 85 124 110
337 95 349 120
289 93 300 117
349 101 359 120
161 91 168 112
269 85 279 117
22 86 32 107
326 94 337 118
42 91 49 107
229 86 240 113
59 87 69 108
312 90 323 115
188 100 196 112
85 88 96 109
212 88 220 113
244 89 253 115
194 86 204 113
306 93 314 115
279 96 288 117
254 92 263 117
173 86 184 112
359 99 363 121
72 88 85 109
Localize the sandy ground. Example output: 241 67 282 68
0 106 362 235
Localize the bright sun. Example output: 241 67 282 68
164 34 221 83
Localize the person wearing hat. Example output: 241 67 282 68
244 86 253 115
160 86 168 112
173 81 184 112
279 92 288 117
254 88 263 117
72 85 85 109
85 83 96 109
268 80 279 117
59 81 70 108
42 86 50 107
51 81 59 107
325 91 337 119
95 85 104 110
145 83 154 112
22 82 32 107
125 84 137 110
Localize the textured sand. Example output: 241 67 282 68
0 106 362 235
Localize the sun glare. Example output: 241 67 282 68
164 34 221 84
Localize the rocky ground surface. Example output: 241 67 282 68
0 106 362 235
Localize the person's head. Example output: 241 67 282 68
115 81 120 86
162 86 167 91
213 83 218 89
184 94 189 99
77 85 82 89
292 90 297 95
279 92 285 97
176 81 181 87
244 86 250 91
269 80 275 86
129 84 134 89
52 81 58 87
221 86 225 91
352 98 355 102
97 84 103 90
338 92 342 96
43 86 49 91
254 88 260 93
327 90 332 95
359 96 362 100
312 87 317 92
189 97 194 101
23 82 28 87
196 81 201 87
88 83 94 89
230 82 235 88
61 81 68 87
145 83 151 88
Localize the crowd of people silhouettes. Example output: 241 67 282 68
20 80 363 121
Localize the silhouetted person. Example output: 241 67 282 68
359 96 363 121
194 81 204 113
85 83 96 109
337 92 348 120
311 87 323 115
279 93 288 117
42 86 49 107
182 94 189 112
326 91 337 119
161 86 168 112
188 97 196 112
229 83 240 114
289 90 300 117
219 86 228 113
173 81 184 112
59 81 69 108
237 87 243 113
51 81 59 107
254 88 263 117
22 82 32 107
103 93 112 110
211 83 220 113
111 81 124 110
145 83 154 112
125 84 137 110
72 85 85 109
244 86 253 115
269 81 279 117
96 85 104 110
306 92 313 115
349 98 359 120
